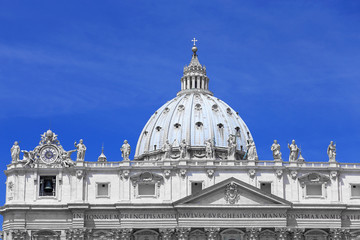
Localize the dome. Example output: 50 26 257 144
135 42 255 161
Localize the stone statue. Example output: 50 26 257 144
22 150 36 168
227 134 237 160
179 139 188 159
246 139 258 161
205 139 214 159
11 141 20 163
288 140 299 162
61 150 76 167
162 140 172 159
74 139 87 161
271 140 282 160
121 140 131 161
327 141 336 162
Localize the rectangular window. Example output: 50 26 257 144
97 183 109 197
138 183 156 196
39 176 56 197
306 184 322 196
260 182 271 194
351 184 360 197
191 182 203 195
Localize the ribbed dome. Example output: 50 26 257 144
134 42 254 160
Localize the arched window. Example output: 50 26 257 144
220 229 244 240
133 229 159 240
304 229 328 240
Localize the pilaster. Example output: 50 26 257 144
275 228 289 240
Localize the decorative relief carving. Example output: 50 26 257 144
330 171 338 180
205 227 220 240
245 227 261 240
290 170 298 180
121 170 130 179
275 169 283 178
163 169 171 178
207 169 215 178
179 169 187 178
225 182 240 204
76 170 84 179
176 227 190 240
298 172 330 185
275 228 289 240
120 228 133 240
159 228 174 240
290 228 305 240
10 229 26 240
7 181 14 200
248 169 256 178
66 228 90 240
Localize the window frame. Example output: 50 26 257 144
38 175 57 199
350 183 360 199
259 181 272 194
96 182 111 198
190 180 204 195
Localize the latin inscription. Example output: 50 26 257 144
74 212 360 220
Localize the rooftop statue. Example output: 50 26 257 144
121 140 131 161
327 141 336 162
11 141 20 163
205 139 214 159
74 139 87 161
246 139 258 161
22 150 36 168
162 140 172 159
288 140 299 162
61 150 76 167
227 134 237 160
179 139 188 159
271 140 282 160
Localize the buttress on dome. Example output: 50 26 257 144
135 42 254 161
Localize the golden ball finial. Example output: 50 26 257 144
192 46 198 53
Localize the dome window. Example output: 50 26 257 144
195 122 203 128
144 131 148 136
195 103 202 111
163 107 170 114
156 126 162 132
217 123 224 129
178 105 185 111
174 123 181 129
227 108 232 115
212 104 219 112
235 127 240 133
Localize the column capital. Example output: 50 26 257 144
176 227 191 240
159 228 175 240
120 228 133 240
275 228 290 240
10 229 27 240
330 228 350 240
65 228 90 240
246 227 261 240
204 227 220 240
289 228 305 240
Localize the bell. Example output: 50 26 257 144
44 180 53 190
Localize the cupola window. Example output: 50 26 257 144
227 108 232 115
174 123 181 129
217 123 224 129
212 104 219 112
194 103 202 111
178 105 185 111
155 126 162 132
195 122 203 128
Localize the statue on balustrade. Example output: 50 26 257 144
288 140 299 162
11 141 20 163
61 150 76 167
162 140 172 159
74 139 87 161
121 140 131 161
22 150 36 168
179 139 188 159
246 139 258 161
271 140 282 160
205 139 214 159
327 141 336 162
227 134 237 160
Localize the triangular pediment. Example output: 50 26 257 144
174 177 291 207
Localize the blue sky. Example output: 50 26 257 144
0 0 360 211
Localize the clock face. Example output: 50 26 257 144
40 145 59 164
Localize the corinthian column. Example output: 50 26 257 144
159 228 175 240
10 230 26 240
176 227 191 240
246 227 261 240
205 227 220 240
290 228 305 240
65 228 90 240
275 228 289 240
